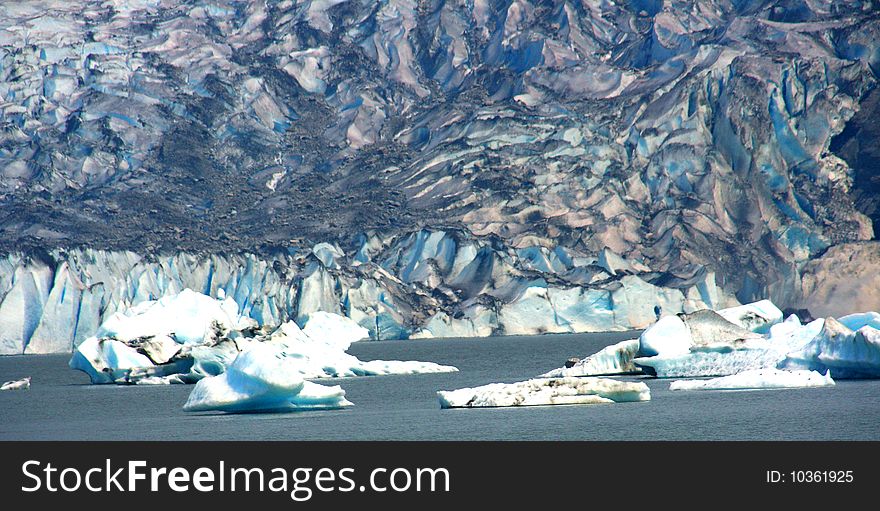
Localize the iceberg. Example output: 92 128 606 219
539 339 641 377
301 311 369 350
437 377 650 408
633 300 802 377
1 376 30 390
94 288 255 345
69 289 457 384
183 345 352 413
669 369 834 391
633 299 880 379
780 318 880 378
715 300 784 334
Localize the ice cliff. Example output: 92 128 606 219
0 235 736 354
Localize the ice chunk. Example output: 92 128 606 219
68 288 457 384
669 369 834 391
437 377 650 408
301 310 369 350
716 300 783 334
539 339 641 377
183 345 352 413
782 317 880 378
1 376 30 390
69 337 156 384
638 315 691 357
95 288 253 345
267 320 457 378
634 300 798 377
634 349 786 378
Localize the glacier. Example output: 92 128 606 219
183 344 352 413
669 369 834 391
2 1 879 355
68 289 457 385
0 238 740 355
437 377 650 409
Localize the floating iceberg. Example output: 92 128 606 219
70 289 457 384
633 300 795 377
1 376 30 390
301 311 368 350
94 288 255 345
437 377 650 408
632 298 880 379
539 339 641 377
669 369 834 391
780 317 880 378
715 300 784 335
263 320 457 378
183 345 352 413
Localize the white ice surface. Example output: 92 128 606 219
266 320 457 378
669 369 834 391
95 288 254 345
715 299 783 334
437 377 650 408
302 310 369 350
638 315 691 357
539 339 641 377
183 344 352 413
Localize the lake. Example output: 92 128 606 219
1 332 879 440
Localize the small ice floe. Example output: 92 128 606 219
437 377 650 409
669 368 834 391
1 376 31 390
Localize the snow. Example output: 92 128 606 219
539 339 641 377
1 376 30 390
669 369 834 391
183 344 352 413
437 377 650 408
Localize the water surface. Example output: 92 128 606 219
1 333 878 440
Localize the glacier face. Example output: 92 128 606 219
0 233 739 354
0 0 878 338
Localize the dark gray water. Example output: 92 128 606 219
2 332 879 440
